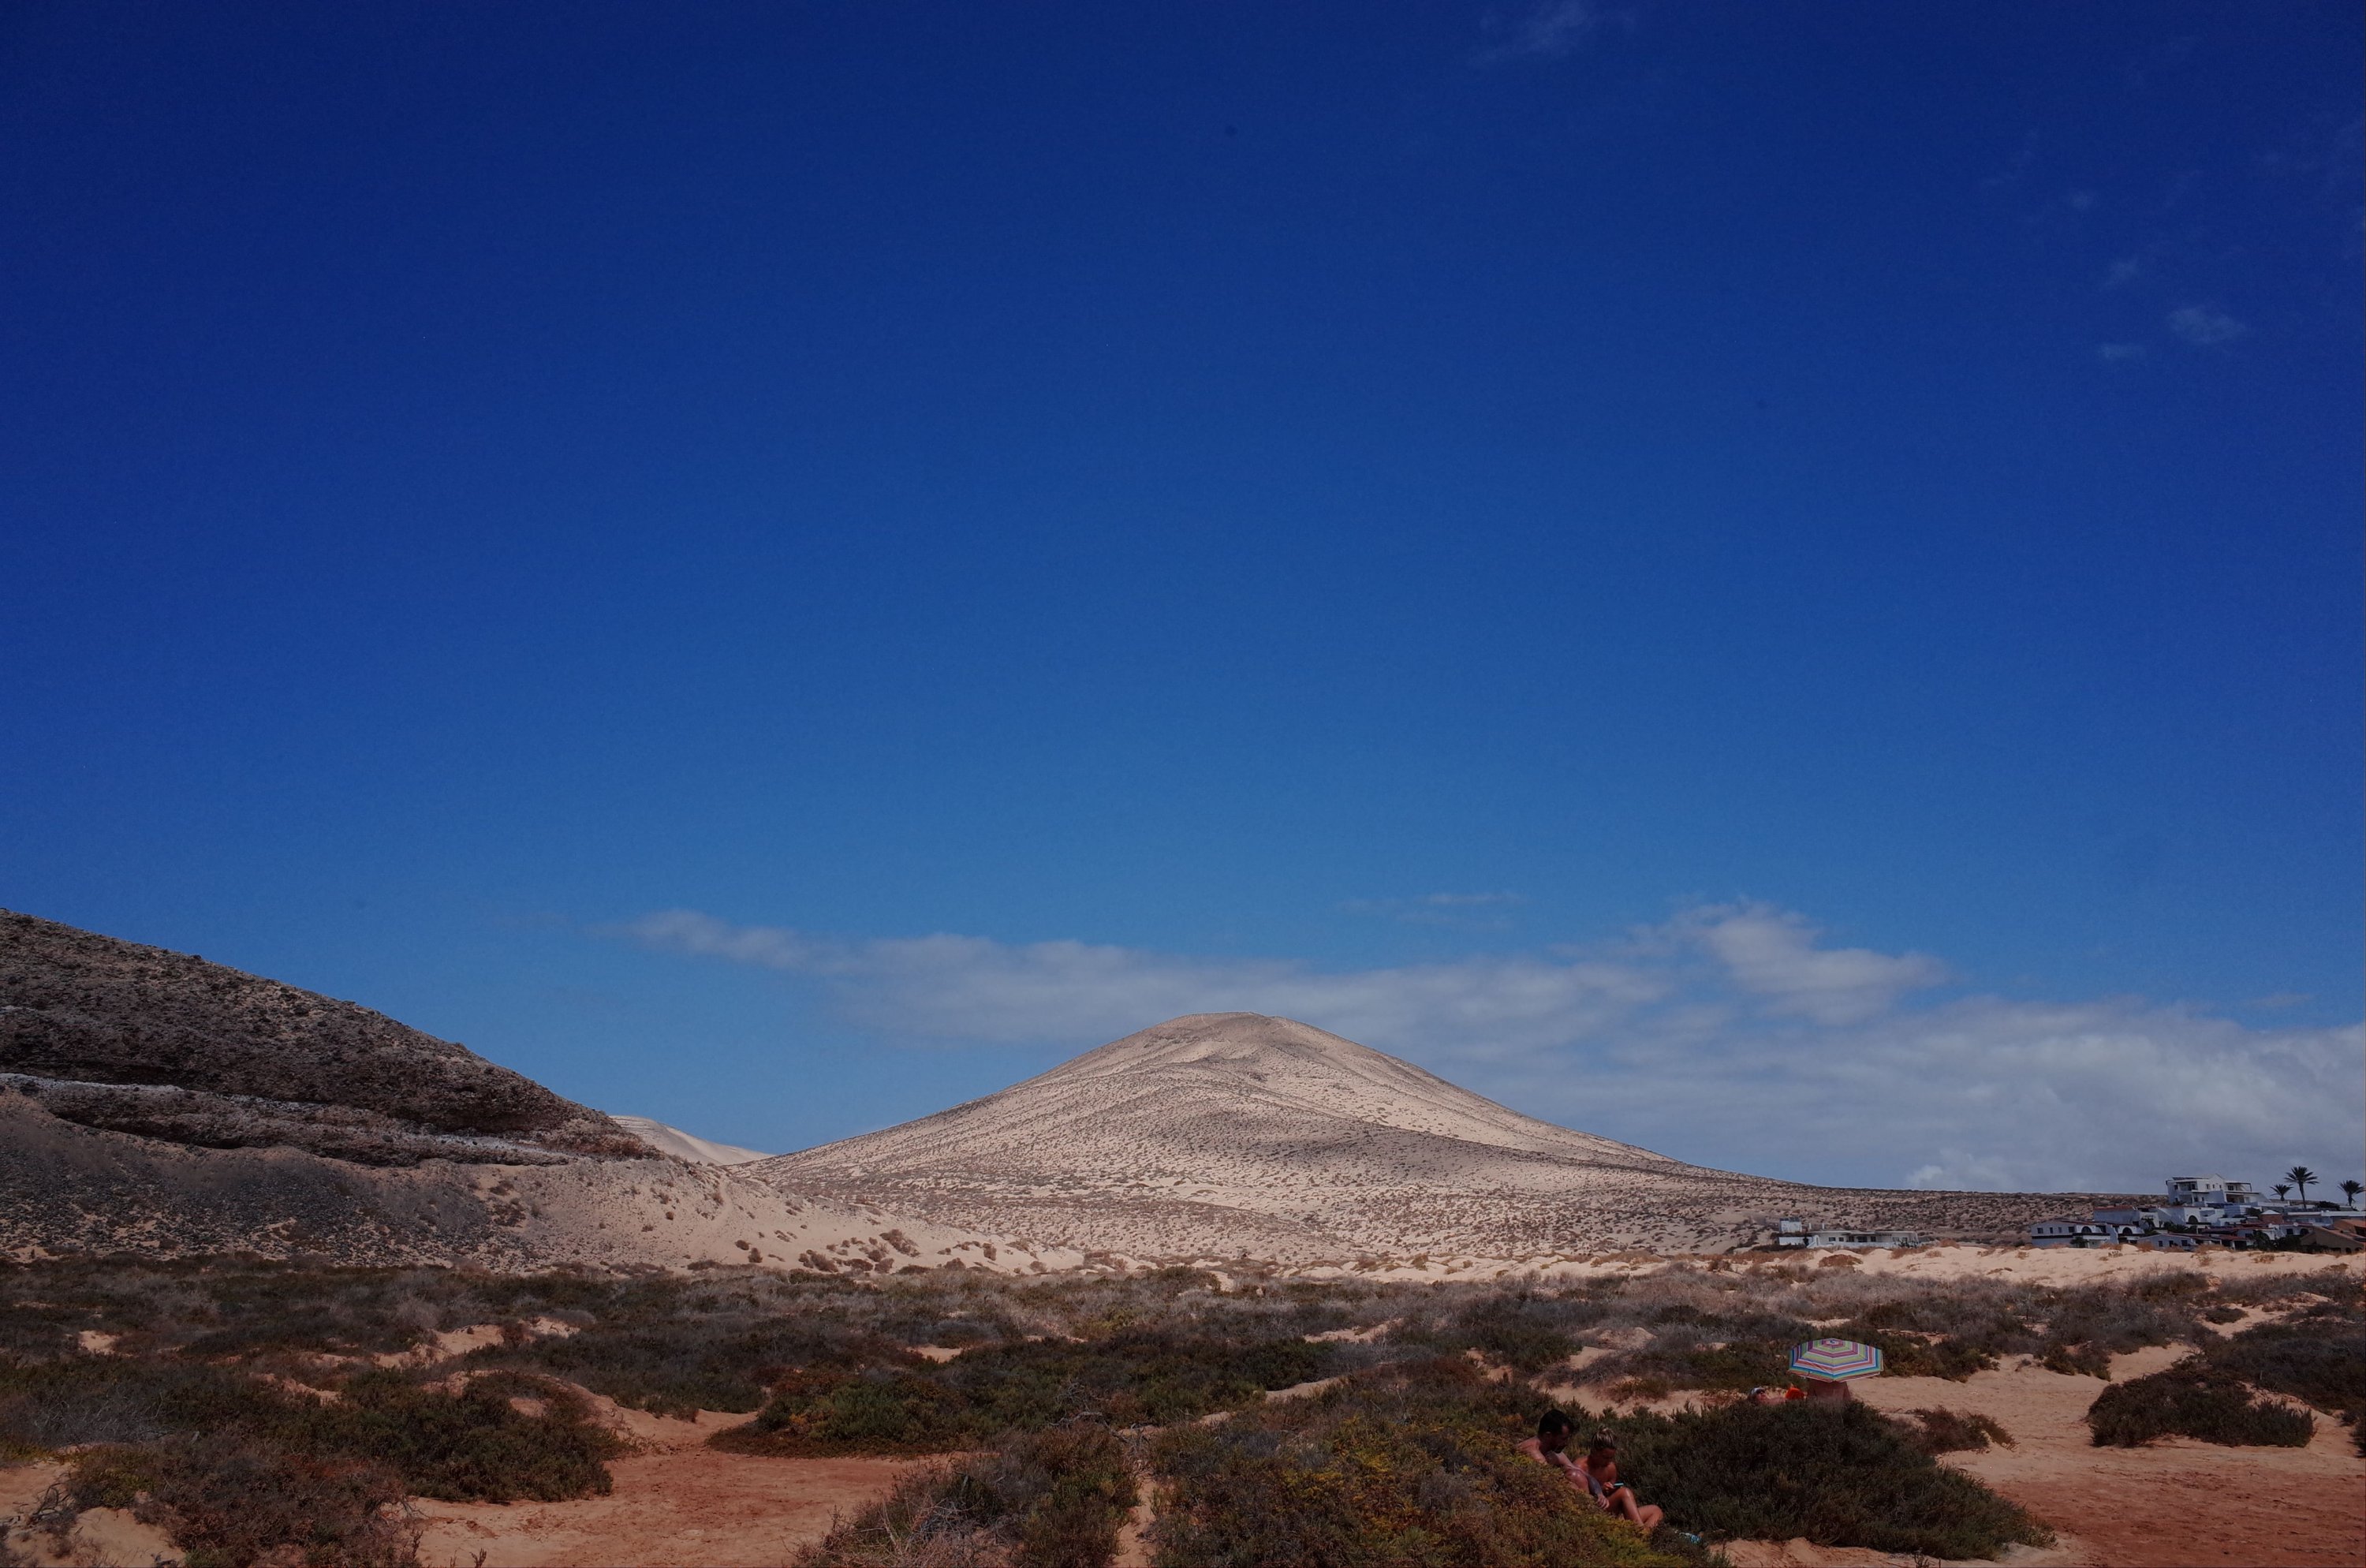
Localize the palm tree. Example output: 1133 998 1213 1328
2286 1166 2319 1204
2342 1179 2362 1208
2273 1183 2291 1203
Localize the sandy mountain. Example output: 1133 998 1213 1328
611 1115 771 1166
760 1012 2101 1262
0 910 1062 1275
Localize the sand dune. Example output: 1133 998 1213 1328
610 1114 771 1166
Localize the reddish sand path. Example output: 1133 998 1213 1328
412 1448 918 1568
1845 1348 2363 1568
410 1401 920 1568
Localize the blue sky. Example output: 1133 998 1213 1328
4 2 2358 1193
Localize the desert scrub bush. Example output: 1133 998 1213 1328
946 1330 1334 1429
1149 1357 1685 1568
2 1353 619 1503
1393 1288 1610 1372
285 1369 621 1501
720 1367 979 1455
470 1309 923 1416
64 1440 420 1568
722 1331 1336 1454
2086 1361 2315 1448
795 1421 1138 1568
1602 1400 2049 1559
2028 1278 2211 1377
0 1354 284 1454
2202 1294 2365 1436
1896 1407 2013 1454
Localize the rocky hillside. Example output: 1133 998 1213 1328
0 910 1054 1275
762 1012 2118 1262
0 909 644 1165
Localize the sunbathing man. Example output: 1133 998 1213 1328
1516 1413 1666 1531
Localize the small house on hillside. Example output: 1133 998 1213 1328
1807 1227 1920 1249
2028 1218 2112 1247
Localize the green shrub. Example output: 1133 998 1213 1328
723 1331 1334 1454
2039 1342 2112 1378
1151 1358 1685 1568
2087 1362 2314 1448
721 1367 980 1455
0 1356 284 1454
286 1370 620 1501
472 1312 920 1416
67 1440 418 1568
2206 1315 2366 1419
796 1422 1138 1568
1603 1400 2050 1559
1897 1407 2012 1454
1834 1328 1994 1381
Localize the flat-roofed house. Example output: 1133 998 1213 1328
2029 1218 2111 1247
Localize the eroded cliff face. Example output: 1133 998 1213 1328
0 909 647 1164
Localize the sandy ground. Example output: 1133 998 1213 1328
412 1402 922 1568
0 1459 181 1568
413 1449 919 1568
1700 1343 2366 1568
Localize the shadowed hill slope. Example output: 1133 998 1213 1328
0 910 1053 1274
0 908 643 1163
761 1013 2108 1260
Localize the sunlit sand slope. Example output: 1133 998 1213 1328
762 1013 2100 1261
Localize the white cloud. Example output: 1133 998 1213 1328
2167 304 2247 346
614 907 1659 1051
2103 256 2143 289
2098 342 2148 363
1668 902 1948 1024
610 904 2362 1194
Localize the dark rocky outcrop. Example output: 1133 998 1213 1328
0 909 649 1165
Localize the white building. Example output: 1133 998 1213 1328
1807 1228 1920 1249
2166 1175 2257 1208
2029 1218 2113 1247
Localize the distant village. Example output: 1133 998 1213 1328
1772 1171 2366 1254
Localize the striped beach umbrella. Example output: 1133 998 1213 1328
1789 1338 1883 1380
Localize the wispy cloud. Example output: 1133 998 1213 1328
1338 891 1527 928
1476 2 1610 64
2097 342 2148 363
2103 257 2143 289
614 906 1655 1051
608 902 2361 1193
2167 304 2246 346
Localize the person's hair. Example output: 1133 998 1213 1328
1587 1433 1618 1454
1536 1410 1575 1439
